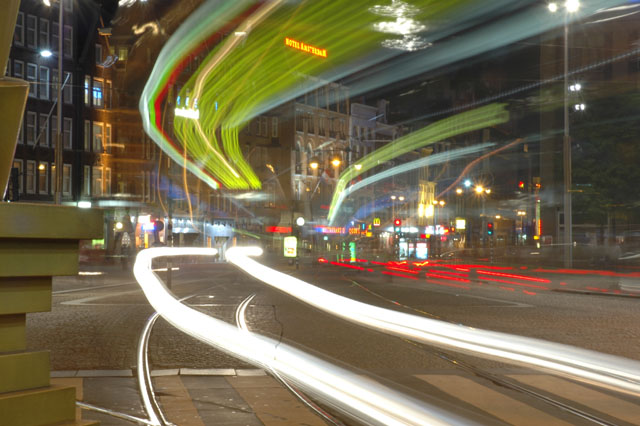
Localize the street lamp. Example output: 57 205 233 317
549 0 580 267
331 157 341 167
474 185 484 194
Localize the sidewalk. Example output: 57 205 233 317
52 369 328 426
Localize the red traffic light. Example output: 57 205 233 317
518 181 525 189
394 219 401 226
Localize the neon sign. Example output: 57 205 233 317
285 37 327 58
315 226 345 234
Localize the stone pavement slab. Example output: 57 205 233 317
55 371 329 425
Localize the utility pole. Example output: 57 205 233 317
53 0 63 204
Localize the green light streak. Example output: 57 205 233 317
327 103 509 221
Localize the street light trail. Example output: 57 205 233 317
234 294 345 426
133 247 476 426
226 246 640 398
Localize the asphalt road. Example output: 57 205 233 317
26 257 640 425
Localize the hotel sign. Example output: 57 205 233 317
285 37 327 58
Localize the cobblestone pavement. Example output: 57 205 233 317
26 259 640 425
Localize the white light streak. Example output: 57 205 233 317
174 107 200 119
133 247 471 425
226 247 640 398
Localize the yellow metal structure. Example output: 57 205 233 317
0 204 103 426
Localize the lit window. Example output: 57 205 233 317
105 124 112 153
104 167 111 195
62 164 71 195
26 161 35 194
92 166 103 196
83 165 90 196
38 162 48 195
84 75 90 105
118 47 128 61
92 122 103 152
92 78 103 108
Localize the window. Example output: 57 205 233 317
26 63 37 97
12 160 23 194
63 25 72 58
38 162 48 195
95 44 103 65
63 72 72 104
39 66 49 100
26 15 36 48
52 22 58 53
26 112 36 145
105 80 112 108
271 117 278 138
14 12 24 46
83 165 90 196
92 122 103 152
63 118 72 150
13 60 23 78
84 120 90 151
92 78 103 107
105 124 112 153
118 47 128 61
84 75 90 105
104 167 111 195
51 69 58 101
39 114 49 147
39 18 49 49
17 117 24 145
26 161 35 194
92 166 103 196
145 171 151 201
62 164 71 195
63 0 72 13
51 115 57 148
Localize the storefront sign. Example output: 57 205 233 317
284 236 297 258
373 218 381 227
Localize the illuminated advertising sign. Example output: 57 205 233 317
285 37 328 58
373 218 381 227
349 228 360 235
266 226 292 233
315 226 345 234
284 236 297 258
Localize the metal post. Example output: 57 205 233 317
563 16 573 267
54 0 63 204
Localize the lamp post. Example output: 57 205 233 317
549 0 579 267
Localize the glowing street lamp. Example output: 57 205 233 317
398 196 405 201
464 179 472 188
354 164 362 171
475 185 484 194
40 49 53 58
309 158 319 170
456 188 463 195
331 157 341 167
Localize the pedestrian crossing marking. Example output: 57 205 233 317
416 374 572 426
509 374 640 424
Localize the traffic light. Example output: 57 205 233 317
394 218 401 233
487 222 494 236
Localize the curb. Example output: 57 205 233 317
51 368 267 378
